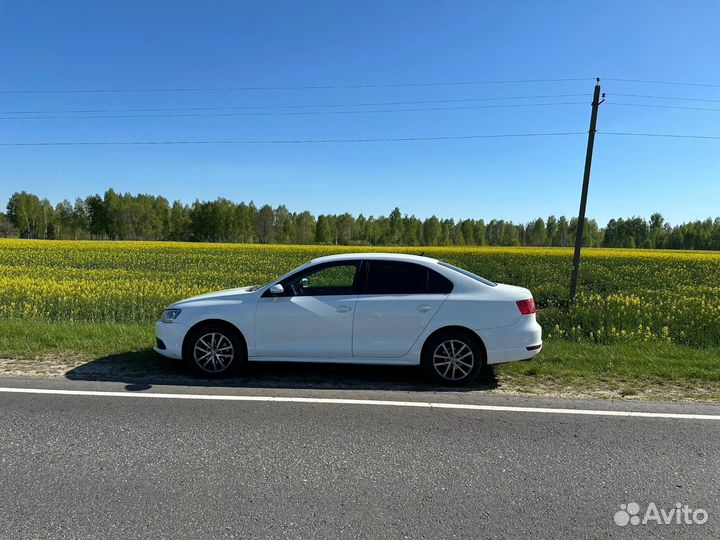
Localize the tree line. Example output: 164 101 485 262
3 189 719 250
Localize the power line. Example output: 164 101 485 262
613 93 720 104
0 93 590 115
601 132 720 140
0 132 586 146
607 102 720 112
0 101 589 121
0 78 595 94
4 76 717 95
604 77 720 88
4 132 717 146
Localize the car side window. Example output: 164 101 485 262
363 261 452 295
428 268 454 294
285 263 359 296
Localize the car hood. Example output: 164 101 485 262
170 285 258 307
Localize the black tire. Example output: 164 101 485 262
183 323 245 378
421 330 484 386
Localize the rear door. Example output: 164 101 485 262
352 260 452 358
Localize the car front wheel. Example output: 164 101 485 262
421 331 484 386
184 324 244 377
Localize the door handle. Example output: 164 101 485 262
416 304 432 312
336 305 352 313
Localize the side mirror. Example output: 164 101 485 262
269 283 285 296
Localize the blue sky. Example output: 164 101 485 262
1 0 718 224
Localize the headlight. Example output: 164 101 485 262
161 308 182 322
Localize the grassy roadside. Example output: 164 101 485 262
495 340 720 401
0 319 153 360
0 319 718 401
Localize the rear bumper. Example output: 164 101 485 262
153 320 187 360
476 315 542 365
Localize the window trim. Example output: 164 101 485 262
262 260 362 298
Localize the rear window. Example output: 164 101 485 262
363 261 453 295
438 262 497 287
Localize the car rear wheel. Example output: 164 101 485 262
421 330 484 386
184 324 244 377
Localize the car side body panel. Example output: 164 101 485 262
254 294 357 357
352 293 448 358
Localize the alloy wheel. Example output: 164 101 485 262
432 339 475 381
193 332 234 373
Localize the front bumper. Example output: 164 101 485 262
153 320 187 359
476 315 543 365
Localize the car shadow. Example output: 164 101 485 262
64 348 500 393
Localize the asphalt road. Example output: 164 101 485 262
0 377 717 539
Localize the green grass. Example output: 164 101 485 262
1 319 718 401
497 340 720 400
0 319 153 359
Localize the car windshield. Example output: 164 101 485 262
438 262 497 287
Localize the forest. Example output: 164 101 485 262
3 189 719 250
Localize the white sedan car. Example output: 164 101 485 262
154 253 542 385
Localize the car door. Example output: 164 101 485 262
254 261 360 357
352 260 452 358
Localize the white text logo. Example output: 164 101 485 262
614 502 708 526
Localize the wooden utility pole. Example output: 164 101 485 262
569 78 604 303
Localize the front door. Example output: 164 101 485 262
254 261 360 357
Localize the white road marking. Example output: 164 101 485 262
0 386 718 420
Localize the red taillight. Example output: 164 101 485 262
516 298 536 315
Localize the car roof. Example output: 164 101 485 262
310 252 439 265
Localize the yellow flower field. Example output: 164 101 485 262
2 239 719 348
